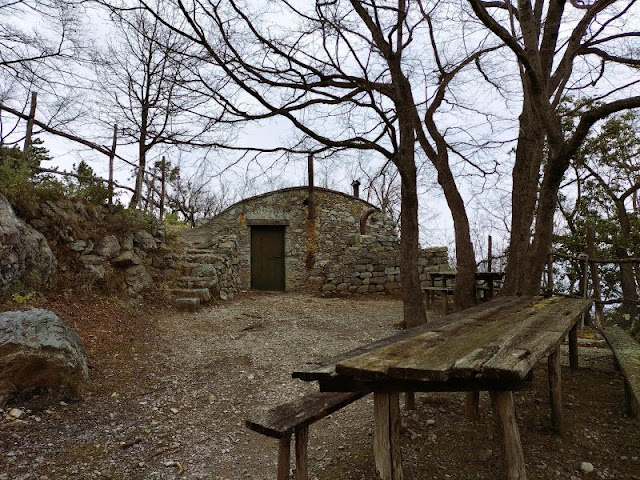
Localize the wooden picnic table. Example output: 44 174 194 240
423 271 505 314
293 296 592 480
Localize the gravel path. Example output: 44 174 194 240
1 292 639 479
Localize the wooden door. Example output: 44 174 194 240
251 226 285 291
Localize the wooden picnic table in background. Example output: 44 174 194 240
294 296 592 480
423 271 505 314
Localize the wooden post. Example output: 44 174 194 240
490 391 527 480
586 227 603 327
487 235 493 273
295 426 309 480
546 254 553 295
23 91 37 151
569 323 578 369
547 348 564 434
374 392 403 480
159 156 166 221
465 391 480 421
277 435 291 480
403 392 415 410
442 276 449 315
307 154 315 220
108 123 118 205
624 380 639 418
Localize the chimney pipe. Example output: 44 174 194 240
351 179 361 198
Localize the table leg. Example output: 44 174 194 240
569 323 578 369
278 434 291 480
465 391 480 420
490 391 527 480
374 392 403 480
547 347 564 434
295 426 309 480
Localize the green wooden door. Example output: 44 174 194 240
251 226 285 291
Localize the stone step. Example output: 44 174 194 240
181 253 226 264
174 276 218 289
175 297 202 311
169 288 212 302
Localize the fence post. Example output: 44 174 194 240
578 253 589 327
159 156 166 221
108 124 118 205
23 91 38 151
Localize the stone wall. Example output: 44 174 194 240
197 187 449 294
318 234 449 294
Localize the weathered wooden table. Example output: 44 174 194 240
293 296 592 480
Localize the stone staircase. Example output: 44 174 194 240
169 233 240 309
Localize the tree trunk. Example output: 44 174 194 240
396 126 426 328
502 97 545 296
436 159 476 310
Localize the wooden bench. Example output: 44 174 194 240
422 286 454 314
601 326 640 417
246 391 367 479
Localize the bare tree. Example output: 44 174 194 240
96 4 224 208
467 0 640 295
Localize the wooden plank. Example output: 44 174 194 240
246 391 366 439
601 326 640 417
293 297 526 381
547 347 564 434
295 426 309 480
490 391 527 480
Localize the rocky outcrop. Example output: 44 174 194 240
0 194 55 302
0 309 88 405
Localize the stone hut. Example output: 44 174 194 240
190 186 449 294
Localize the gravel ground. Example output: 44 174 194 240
1 291 639 480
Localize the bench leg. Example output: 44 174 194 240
569 323 578 369
490 391 527 480
465 391 480 420
403 392 415 410
295 426 309 480
424 291 430 310
278 434 291 480
374 392 403 480
547 347 564 434
624 379 639 418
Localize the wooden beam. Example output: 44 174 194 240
547 348 564 434
490 391 527 480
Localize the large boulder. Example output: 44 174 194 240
0 309 89 405
0 194 55 302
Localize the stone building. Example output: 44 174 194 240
188 186 449 295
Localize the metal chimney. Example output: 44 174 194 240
351 179 361 198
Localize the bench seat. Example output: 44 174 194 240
601 326 640 417
246 391 367 479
